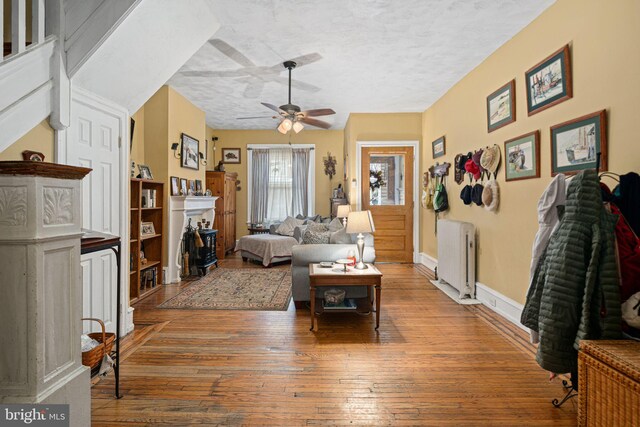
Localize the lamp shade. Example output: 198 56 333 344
336 204 351 218
346 210 375 234
292 121 304 133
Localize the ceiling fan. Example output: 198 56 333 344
238 61 335 134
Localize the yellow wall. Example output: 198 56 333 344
420 0 640 304
130 106 145 166
138 85 207 262
0 119 54 161
207 129 345 239
344 113 423 206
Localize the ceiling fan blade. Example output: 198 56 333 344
300 108 336 117
180 70 246 78
283 53 322 68
237 116 278 120
300 117 332 129
242 79 265 99
261 102 285 114
209 39 255 68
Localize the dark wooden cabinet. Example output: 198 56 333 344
206 171 237 259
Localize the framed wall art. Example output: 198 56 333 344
180 178 188 195
525 45 572 116
181 133 200 170
431 136 445 159
550 110 607 176
504 131 540 181
170 176 180 196
487 79 516 132
221 148 241 164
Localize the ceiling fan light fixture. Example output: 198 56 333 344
277 121 288 134
281 118 293 131
293 121 304 133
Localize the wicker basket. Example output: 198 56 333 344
81 318 115 369
578 340 640 426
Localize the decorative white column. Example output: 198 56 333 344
0 162 92 427
167 196 217 283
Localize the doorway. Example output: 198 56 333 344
360 144 415 263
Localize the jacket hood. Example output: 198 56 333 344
537 174 566 225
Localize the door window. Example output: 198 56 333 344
369 154 405 206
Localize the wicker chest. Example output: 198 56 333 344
578 340 640 426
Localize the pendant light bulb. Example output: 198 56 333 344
293 121 304 134
281 118 293 131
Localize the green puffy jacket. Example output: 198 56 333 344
521 169 621 374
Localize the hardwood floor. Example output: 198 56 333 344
92 255 577 426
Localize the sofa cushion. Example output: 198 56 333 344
327 217 343 232
329 227 352 244
302 228 331 244
275 216 304 236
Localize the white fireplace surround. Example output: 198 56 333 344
168 196 218 283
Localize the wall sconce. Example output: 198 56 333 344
199 151 207 166
171 142 181 159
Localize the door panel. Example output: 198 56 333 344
68 101 121 333
362 146 413 263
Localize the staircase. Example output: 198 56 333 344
0 0 220 153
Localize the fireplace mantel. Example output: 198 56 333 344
168 196 218 283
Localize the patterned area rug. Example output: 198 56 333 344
158 268 292 311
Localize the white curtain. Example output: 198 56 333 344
292 148 310 217
266 148 293 222
250 149 270 224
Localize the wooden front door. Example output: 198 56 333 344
361 146 414 263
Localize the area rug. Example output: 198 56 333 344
159 268 292 311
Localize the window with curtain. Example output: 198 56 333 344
248 145 314 224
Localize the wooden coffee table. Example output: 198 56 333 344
308 263 382 331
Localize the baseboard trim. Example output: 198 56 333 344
419 252 438 272
475 282 527 332
418 252 526 332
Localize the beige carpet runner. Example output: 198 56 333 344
159 268 292 311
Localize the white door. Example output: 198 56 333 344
68 97 122 334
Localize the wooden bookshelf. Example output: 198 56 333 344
129 178 164 303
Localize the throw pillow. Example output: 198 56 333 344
327 217 344 233
302 228 331 244
275 216 304 236
329 227 352 244
307 222 329 233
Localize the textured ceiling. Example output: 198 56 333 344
167 0 554 130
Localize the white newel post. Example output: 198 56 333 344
0 162 92 427
167 196 218 283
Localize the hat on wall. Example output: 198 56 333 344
480 144 501 178
460 185 473 205
482 179 500 212
472 149 484 167
465 158 481 181
471 183 484 206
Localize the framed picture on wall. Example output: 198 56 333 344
181 133 200 170
195 179 203 193
550 110 607 176
221 148 241 164
189 180 196 195
525 45 572 116
487 79 516 132
180 178 188 196
170 176 180 196
504 131 540 181
431 136 445 159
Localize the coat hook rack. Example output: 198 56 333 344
429 162 451 178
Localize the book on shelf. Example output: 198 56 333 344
323 298 357 310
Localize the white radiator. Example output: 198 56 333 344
437 220 476 299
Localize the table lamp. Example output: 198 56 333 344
346 210 375 269
336 204 351 227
